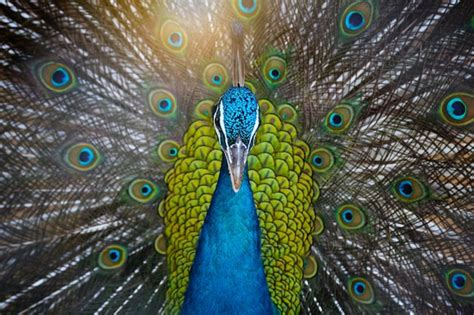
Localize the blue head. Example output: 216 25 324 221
213 87 260 192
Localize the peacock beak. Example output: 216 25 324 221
224 136 249 193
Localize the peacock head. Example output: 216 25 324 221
213 86 260 192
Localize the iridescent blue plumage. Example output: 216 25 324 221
218 87 258 146
181 161 273 315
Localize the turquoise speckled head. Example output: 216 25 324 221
213 86 260 192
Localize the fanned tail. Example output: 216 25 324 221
1 0 473 314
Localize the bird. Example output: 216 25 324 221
0 0 473 314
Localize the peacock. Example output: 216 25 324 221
1 0 473 314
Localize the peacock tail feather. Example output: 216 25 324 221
1 0 473 314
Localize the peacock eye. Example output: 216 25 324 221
391 176 427 203
38 61 76 93
340 1 374 37
232 0 260 19
212 74 223 85
313 215 325 236
148 88 177 118
154 234 167 255
64 143 101 172
447 98 467 120
348 277 375 304
277 104 298 124
330 113 343 126
309 148 335 173
203 63 229 92
194 100 214 119
157 140 180 162
128 179 160 204
313 155 323 166
51 67 69 87
258 99 276 115
444 268 472 297
98 245 127 270
269 68 281 80
78 148 94 165
439 93 473 126
160 20 187 53
324 104 355 133
262 56 287 88
336 204 366 231
303 256 318 279
398 180 413 198
159 99 172 112
168 31 183 48
345 11 365 31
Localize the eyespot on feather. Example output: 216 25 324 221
160 20 188 54
157 140 180 163
98 244 127 270
303 256 318 278
277 104 298 124
391 176 428 203
38 61 77 93
444 268 473 298
439 92 473 127
64 143 101 172
348 277 375 304
262 56 287 88
309 148 335 173
258 99 276 115
335 204 366 231
203 63 229 93
313 215 325 236
340 1 375 37
194 100 214 120
232 0 260 20
324 104 355 133
154 234 167 255
148 88 177 118
128 178 160 204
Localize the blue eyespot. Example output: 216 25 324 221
269 68 281 80
348 277 374 303
108 249 121 262
342 209 353 223
141 184 153 197
398 180 413 198
238 0 257 14
99 245 127 269
446 97 467 121
51 67 70 88
444 268 472 297
212 74 223 85
169 148 178 157
168 31 183 48
78 147 95 166
345 11 365 31
312 155 323 167
329 113 343 127
451 273 467 290
158 98 172 112
354 281 366 295
128 179 159 203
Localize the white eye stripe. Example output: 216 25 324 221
218 100 231 152
249 106 259 144
213 103 222 145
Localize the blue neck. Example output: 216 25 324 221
181 159 273 315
